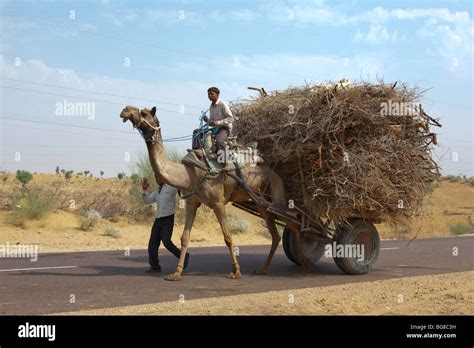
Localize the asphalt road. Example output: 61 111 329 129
0 236 472 314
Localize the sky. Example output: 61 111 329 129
0 0 472 177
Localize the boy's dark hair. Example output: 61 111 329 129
207 87 220 95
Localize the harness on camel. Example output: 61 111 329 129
179 112 262 201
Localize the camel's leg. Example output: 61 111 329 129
254 207 281 275
165 201 200 281
287 221 311 269
211 203 241 279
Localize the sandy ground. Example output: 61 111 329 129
0 206 272 253
58 271 473 315
0 177 472 253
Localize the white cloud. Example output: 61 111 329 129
416 11 473 67
353 25 395 44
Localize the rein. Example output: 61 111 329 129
134 114 161 143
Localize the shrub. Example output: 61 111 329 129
450 223 473 236
227 213 251 234
103 226 122 239
65 170 73 181
130 173 141 185
132 152 155 189
128 185 155 221
16 170 33 186
79 208 102 231
11 187 55 228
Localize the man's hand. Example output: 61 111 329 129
141 177 150 191
209 120 218 127
203 116 209 123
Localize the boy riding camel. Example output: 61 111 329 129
202 87 234 160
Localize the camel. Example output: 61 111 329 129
120 105 309 281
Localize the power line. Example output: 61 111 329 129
0 121 133 142
0 115 135 134
0 84 198 116
0 14 313 80
0 115 194 143
0 77 204 110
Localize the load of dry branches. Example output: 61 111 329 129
232 81 441 225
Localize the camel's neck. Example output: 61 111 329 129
145 133 191 190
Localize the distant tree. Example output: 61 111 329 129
117 172 124 180
100 171 104 178
60 169 66 174
65 170 73 181
130 173 140 185
84 171 90 176
55 166 60 175
16 170 33 186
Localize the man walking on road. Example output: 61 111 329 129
141 177 189 273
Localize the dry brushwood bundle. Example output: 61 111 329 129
231 81 441 225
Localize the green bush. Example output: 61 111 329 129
65 170 73 181
11 187 55 228
450 223 473 236
103 226 122 239
16 170 33 186
79 208 102 231
130 173 141 185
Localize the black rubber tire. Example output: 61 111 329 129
332 219 380 275
282 227 300 265
282 227 326 266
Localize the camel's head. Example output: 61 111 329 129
120 105 161 142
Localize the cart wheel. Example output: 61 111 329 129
282 227 299 265
332 219 380 275
282 227 326 265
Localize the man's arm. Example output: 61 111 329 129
141 190 158 204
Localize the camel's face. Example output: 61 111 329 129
120 105 160 136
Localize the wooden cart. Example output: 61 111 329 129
232 199 380 275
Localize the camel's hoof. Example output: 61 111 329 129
253 269 267 275
165 273 182 281
227 272 241 279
